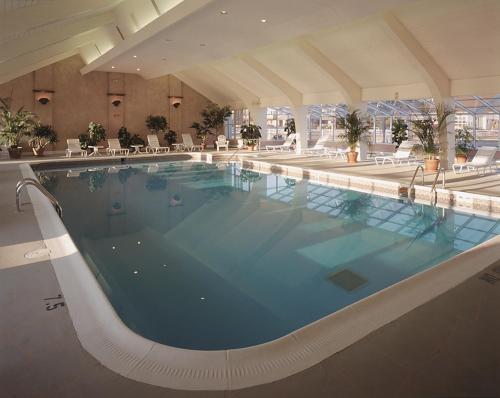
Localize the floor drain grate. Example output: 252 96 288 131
25 248 51 259
328 269 367 292
479 272 499 285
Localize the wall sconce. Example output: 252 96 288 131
33 90 54 105
169 96 183 108
108 93 125 107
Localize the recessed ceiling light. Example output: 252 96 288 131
260 18 267 23
111 66 116 69
133 55 137 58
161 57 167 61
199 43 207 47
164 38 173 42
136 68 141 71
220 10 227 14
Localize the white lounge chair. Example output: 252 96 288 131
266 134 296 152
106 138 129 156
374 141 416 166
303 134 332 155
146 134 170 154
215 135 229 151
452 146 497 175
181 134 203 151
66 139 87 158
323 145 348 160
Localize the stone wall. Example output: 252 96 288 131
0 55 212 151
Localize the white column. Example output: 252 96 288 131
354 102 369 161
249 106 268 139
291 106 309 154
439 98 456 169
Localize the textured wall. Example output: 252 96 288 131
0 55 212 151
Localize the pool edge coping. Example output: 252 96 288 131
20 161 500 391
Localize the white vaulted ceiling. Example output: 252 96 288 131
1 0 499 107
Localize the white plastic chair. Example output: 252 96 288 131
181 134 202 151
106 138 129 156
453 146 497 175
215 135 229 151
374 141 416 166
266 134 296 152
303 134 332 155
146 135 170 154
66 139 87 158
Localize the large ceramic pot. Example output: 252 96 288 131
32 147 45 157
347 151 358 163
455 154 467 164
7 146 22 159
424 158 440 172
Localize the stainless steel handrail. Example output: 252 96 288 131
16 178 62 218
430 167 446 205
407 164 425 198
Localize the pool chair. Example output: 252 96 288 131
452 146 498 175
374 141 416 166
215 135 229 151
66 139 87 158
181 134 203 151
323 146 348 160
303 134 332 155
146 134 170 154
266 134 296 152
106 138 129 156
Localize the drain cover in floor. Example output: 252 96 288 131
328 269 368 291
25 248 51 259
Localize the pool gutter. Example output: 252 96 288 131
20 161 500 391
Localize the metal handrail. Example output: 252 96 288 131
408 164 425 195
430 167 446 205
16 178 62 219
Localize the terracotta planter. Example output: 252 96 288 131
455 154 467 164
248 144 256 151
200 143 206 151
347 151 358 163
7 146 22 159
32 147 45 157
424 158 440 172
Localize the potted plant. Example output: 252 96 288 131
0 97 36 159
118 126 145 148
190 122 211 150
146 115 168 135
79 122 106 153
338 109 370 163
455 126 473 164
29 123 57 156
201 104 232 137
411 106 454 171
240 124 262 151
391 118 408 147
164 129 177 146
284 118 296 136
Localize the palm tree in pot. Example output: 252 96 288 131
190 122 211 150
201 103 232 148
410 105 454 171
338 109 370 163
240 124 262 150
29 123 57 156
0 97 36 159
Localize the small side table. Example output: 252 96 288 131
172 143 186 152
131 145 143 155
88 146 103 157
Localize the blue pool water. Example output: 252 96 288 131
37 161 500 350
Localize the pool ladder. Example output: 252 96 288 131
16 178 63 219
400 165 446 205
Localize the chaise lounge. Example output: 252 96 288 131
452 146 498 175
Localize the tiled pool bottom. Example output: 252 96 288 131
36 161 500 350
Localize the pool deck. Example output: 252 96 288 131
1 152 500 397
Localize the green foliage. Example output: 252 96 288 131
88 122 106 144
240 124 262 145
30 123 57 149
338 110 370 151
117 126 145 148
284 118 295 136
0 97 37 147
391 119 408 146
146 115 168 134
201 104 232 134
78 134 90 149
410 105 454 159
190 122 212 144
164 129 177 145
455 126 473 156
